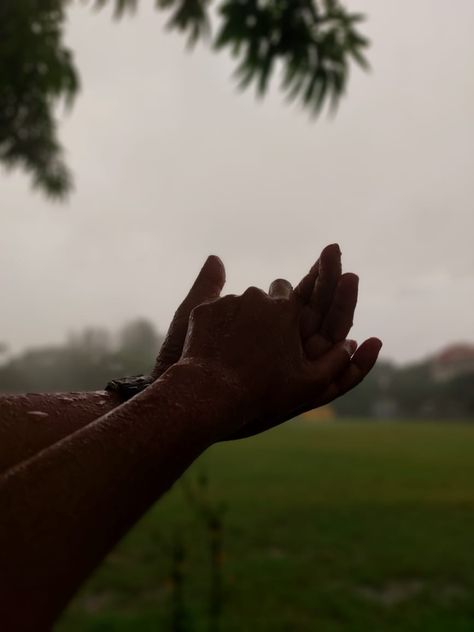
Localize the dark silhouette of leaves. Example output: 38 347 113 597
0 0 369 198
0 1 79 198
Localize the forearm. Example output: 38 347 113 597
0 362 227 631
0 390 122 473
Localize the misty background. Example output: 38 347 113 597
1 4 474 629
0 0 473 365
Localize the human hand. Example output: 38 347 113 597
227 244 380 438
179 247 381 442
153 244 349 379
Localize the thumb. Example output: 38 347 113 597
187 255 226 305
153 256 226 377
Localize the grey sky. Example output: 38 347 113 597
1 0 473 363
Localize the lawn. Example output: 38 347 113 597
58 420 474 632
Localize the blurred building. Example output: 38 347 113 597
431 344 474 383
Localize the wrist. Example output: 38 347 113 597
151 359 243 445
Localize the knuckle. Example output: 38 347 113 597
219 293 238 306
190 302 209 320
242 286 267 301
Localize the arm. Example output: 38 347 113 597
0 256 226 473
0 362 229 631
0 248 381 630
0 245 344 469
0 391 120 473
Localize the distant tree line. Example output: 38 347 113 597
0 321 472 419
332 359 474 420
0 319 162 394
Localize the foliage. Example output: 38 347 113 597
0 0 369 198
0 0 79 198
0 318 162 393
333 358 474 420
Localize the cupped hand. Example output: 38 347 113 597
235 244 380 437
153 245 352 379
179 249 381 442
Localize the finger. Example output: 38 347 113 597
303 273 359 358
320 337 382 402
304 333 332 359
320 273 359 343
310 338 357 386
153 255 225 377
269 278 293 299
185 255 226 306
294 259 319 302
309 244 342 330
299 305 319 339
297 244 341 340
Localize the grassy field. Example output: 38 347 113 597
59 420 474 632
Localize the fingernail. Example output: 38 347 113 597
203 255 224 273
343 339 357 355
205 254 222 266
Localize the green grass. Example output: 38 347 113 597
58 420 474 632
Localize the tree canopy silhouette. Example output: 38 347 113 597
0 0 369 198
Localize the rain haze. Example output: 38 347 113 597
1 0 473 363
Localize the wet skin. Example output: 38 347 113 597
0 245 381 630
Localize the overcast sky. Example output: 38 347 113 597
0 0 473 363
